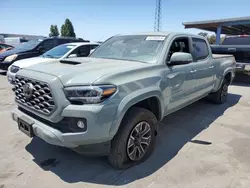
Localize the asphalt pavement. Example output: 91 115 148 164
0 73 250 188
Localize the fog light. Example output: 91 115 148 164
77 120 85 129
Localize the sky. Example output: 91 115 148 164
1 0 250 41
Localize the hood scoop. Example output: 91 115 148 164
60 59 81 65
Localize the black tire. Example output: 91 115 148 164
108 107 158 170
209 79 229 104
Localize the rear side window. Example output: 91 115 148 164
42 39 55 51
91 44 99 49
222 37 250 45
70 45 91 57
192 38 209 61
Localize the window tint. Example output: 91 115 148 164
192 38 209 61
91 45 99 49
167 37 190 61
42 39 55 51
222 36 250 45
57 39 70 45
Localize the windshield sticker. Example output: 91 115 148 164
66 46 74 48
146 36 166 41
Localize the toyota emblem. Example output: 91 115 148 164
23 83 34 99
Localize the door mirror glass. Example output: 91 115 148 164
68 54 77 58
168 52 193 66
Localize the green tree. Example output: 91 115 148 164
198 32 208 38
208 35 216 44
61 18 76 37
49 25 59 37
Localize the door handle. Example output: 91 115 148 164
190 70 197 73
209 65 214 69
228 48 236 52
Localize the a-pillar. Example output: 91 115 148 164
216 25 222 45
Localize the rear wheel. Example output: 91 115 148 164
209 79 229 104
108 107 157 169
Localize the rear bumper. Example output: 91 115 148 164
234 63 250 82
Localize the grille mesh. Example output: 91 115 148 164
14 76 56 115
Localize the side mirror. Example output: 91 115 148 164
68 54 77 58
168 52 193 66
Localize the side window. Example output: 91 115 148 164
70 45 91 57
192 38 209 61
167 37 190 61
42 39 55 51
57 39 69 45
91 45 99 50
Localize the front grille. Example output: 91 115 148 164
14 76 56 115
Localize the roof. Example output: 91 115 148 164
62 42 99 46
183 16 250 35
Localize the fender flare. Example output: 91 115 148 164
109 86 164 137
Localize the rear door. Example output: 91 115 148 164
191 37 214 97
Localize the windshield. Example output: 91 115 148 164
15 39 43 50
222 36 250 45
42 44 76 59
90 35 166 63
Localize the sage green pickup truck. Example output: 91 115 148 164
11 32 236 169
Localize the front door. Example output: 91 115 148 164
163 37 197 115
191 38 214 97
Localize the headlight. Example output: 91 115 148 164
64 85 117 104
4 54 18 62
10 65 20 73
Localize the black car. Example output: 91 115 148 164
0 37 87 70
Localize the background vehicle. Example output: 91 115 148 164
7 42 99 84
11 32 235 169
4 37 28 47
211 35 250 82
0 37 85 71
0 43 14 53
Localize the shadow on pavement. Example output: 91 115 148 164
25 93 241 186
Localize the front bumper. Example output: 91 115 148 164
12 103 117 154
0 62 12 70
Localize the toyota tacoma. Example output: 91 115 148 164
11 32 236 169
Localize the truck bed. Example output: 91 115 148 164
212 54 234 59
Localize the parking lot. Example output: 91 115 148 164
0 73 250 188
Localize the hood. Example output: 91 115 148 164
0 48 29 59
12 57 53 68
24 57 151 86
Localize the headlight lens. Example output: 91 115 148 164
10 65 20 73
4 54 18 62
64 85 117 104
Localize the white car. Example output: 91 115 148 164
7 42 99 84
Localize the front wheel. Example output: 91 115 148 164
108 107 158 169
